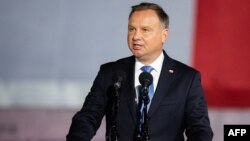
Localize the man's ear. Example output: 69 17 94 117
162 28 169 43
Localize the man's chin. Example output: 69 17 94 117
133 53 143 59
131 50 142 57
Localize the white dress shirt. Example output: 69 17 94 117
134 52 164 103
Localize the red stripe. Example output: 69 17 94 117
193 0 250 107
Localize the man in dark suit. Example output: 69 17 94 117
66 2 213 141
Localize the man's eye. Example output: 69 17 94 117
128 27 134 32
142 28 149 32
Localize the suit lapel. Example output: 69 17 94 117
117 52 176 122
148 52 176 117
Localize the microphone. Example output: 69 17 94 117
112 70 127 89
139 71 153 92
139 71 153 140
108 70 126 141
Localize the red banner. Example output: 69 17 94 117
193 0 250 107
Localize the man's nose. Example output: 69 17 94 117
132 30 141 41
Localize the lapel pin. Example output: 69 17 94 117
169 69 174 74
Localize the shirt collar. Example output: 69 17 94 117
135 51 164 73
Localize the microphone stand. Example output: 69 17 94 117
141 87 150 141
135 86 143 141
135 86 150 141
107 86 120 141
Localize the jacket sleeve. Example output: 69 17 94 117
66 65 108 141
185 72 213 141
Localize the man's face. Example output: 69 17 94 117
127 9 168 64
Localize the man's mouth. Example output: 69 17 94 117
132 43 143 49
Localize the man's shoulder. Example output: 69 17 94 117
163 50 199 74
168 57 200 76
102 56 134 66
175 60 198 72
100 56 134 70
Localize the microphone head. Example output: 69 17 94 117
139 71 153 87
112 70 127 88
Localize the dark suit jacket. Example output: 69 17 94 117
66 51 213 141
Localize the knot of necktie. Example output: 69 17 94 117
141 66 154 73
